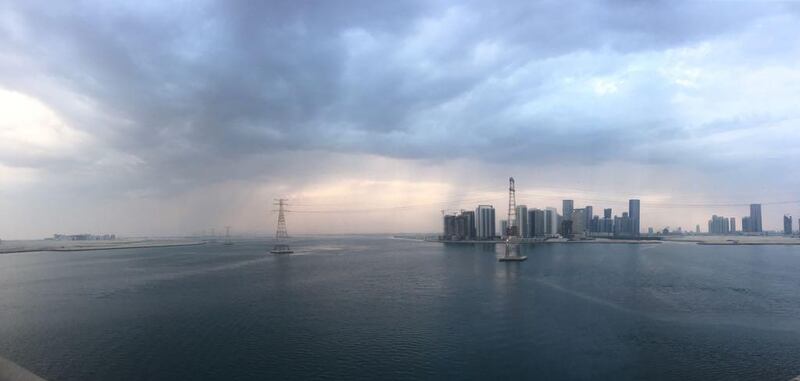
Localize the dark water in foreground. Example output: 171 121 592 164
1 237 800 380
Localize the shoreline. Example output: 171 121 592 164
426 239 662 245
0 240 207 254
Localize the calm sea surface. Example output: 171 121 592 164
1 237 799 380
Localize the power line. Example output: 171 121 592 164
284 197 505 214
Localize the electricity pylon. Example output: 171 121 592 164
507 177 517 237
271 198 293 254
274 198 290 239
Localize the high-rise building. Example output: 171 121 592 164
585 205 593 232
696 224 700 233
561 219 573 238
614 212 632 237
591 216 600 233
750 204 763 233
562 200 574 222
545 207 557 235
461 211 476 239
742 216 752 232
784 215 793 235
601 208 613 233
571 209 586 234
500 220 508 237
629 199 641 236
443 214 456 239
648 227 654 234
729 217 736 233
708 215 731 234
515 205 528 238
530 208 546 237
475 205 496 240
443 211 477 240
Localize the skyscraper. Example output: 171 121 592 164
742 216 752 232
750 204 762 233
515 205 528 238
614 212 632 237
443 214 456 239
545 207 558 236
571 209 586 234
708 215 731 234
603 208 612 219
562 200 574 222
784 215 793 235
475 205 496 239
729 217 736 233
585 205 593 232
530 208 546 237
629 199 640 236
461 210 476 239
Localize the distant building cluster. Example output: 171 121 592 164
704 203 764 235
441 198 642 241
704 204 799 235
52 233 116 241
707 215 735 235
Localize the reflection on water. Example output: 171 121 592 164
1 237 799 381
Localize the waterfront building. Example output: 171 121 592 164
614 212 632 237
696 225 700 233
742 216 752 233
562 200 574 222
571 209 587 235
591 216 600 233
530 209 546 237
730 217 736 233
561 220 573 238
443 214 457 239
442 211 476 240
708 215 731 234
500 220 509 237
475 205 496 239
602 208 614 233
585 206 593 232
648 227 654 234
750 204 763 233
545 207 558 235
784 215 793 235
461 211 476 239
629 199 641 236
516 205 529 238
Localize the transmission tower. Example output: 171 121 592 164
274 198 290 239
507 177 517 237
224 226 233 245
271 198 293 254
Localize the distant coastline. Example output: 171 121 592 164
0 239 206 254
408 235 800 246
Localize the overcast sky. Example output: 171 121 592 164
2 1 800 238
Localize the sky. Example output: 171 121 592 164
1 0 800 239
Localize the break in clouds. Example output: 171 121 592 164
1 1 800 237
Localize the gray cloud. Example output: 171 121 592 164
1 1 799 237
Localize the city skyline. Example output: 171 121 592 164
2 1 800 238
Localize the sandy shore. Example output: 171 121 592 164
664 235 800 245
0 239 206 254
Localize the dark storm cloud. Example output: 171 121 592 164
0 0 795 190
